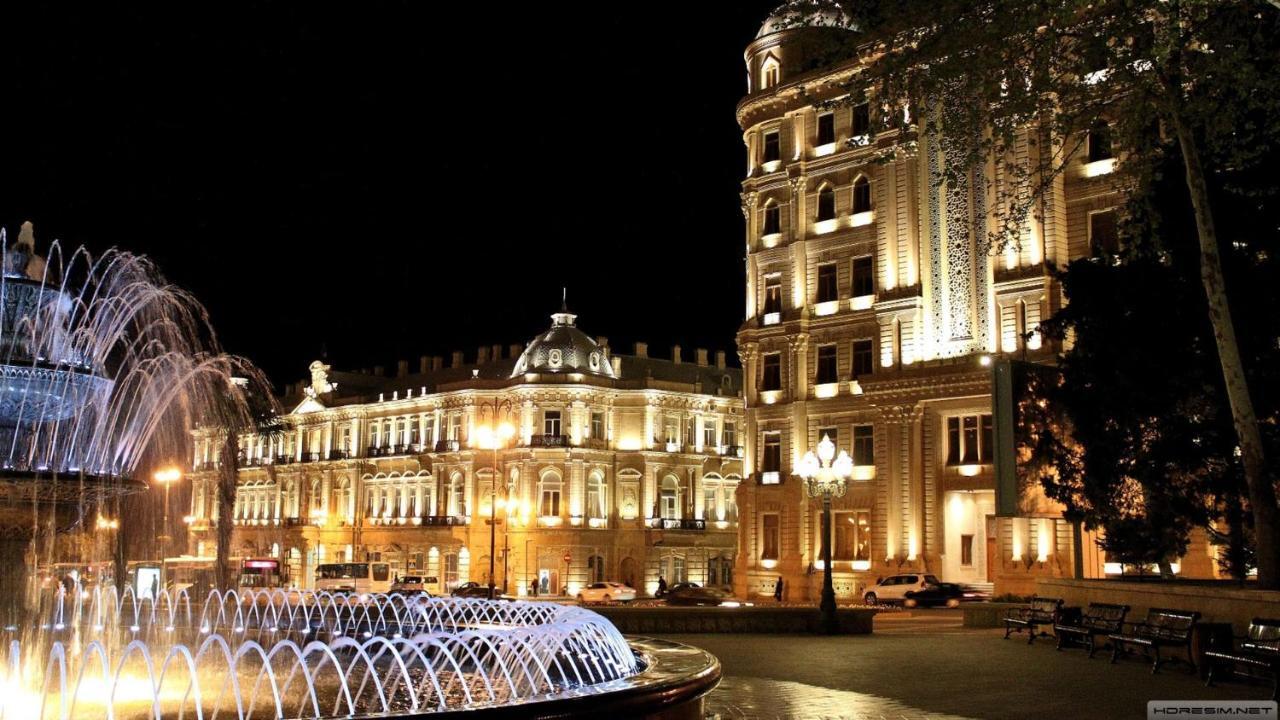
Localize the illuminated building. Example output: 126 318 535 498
187 306 743 596
732 3 1175 598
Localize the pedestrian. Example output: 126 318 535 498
151 575 160 602
773 576 784 603
529 578 538 598
657 575 668 597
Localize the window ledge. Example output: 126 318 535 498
761 160 782 174
762 312 781 326
813 142 837 157
849 295 875 311
760 471 781 485
814 300 840 317
851 211 875 227
1084 158 1116 177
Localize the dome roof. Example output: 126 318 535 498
758 1 855 38
510 307 617 379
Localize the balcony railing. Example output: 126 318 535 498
433 440 461 453
420 515 469 527
366 444 422 458
527 434 568 448
647 518 707 531
282 517 304 527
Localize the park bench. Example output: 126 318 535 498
1204 617 1280 700
1003 596 1063 644
1054 602 1129 657
1109 608 1200 674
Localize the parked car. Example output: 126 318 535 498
450 582 493 599
663 582 731 607
390 575 431 596
862 574 943 605
576 582 636 604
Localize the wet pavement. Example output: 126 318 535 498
656 609 1273 720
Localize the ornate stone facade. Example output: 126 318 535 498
733 5 1148 599
187 309 743 597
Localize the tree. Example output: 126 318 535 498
785 0 1280 585
211 379 286 592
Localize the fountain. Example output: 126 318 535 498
0 221 266 622
0 222 719 718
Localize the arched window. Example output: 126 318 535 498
539 472 563 518
761 57 780 90
853 176 872 214
448 473 467 517
586 472 606 521
763 200 781 235
816 185 836 221
660 476 680 520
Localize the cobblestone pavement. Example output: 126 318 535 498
656 610 1274 720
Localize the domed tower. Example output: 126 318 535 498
744 1 856 99
511 305 617 380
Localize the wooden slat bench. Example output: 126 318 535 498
1109 608 1200 674
1054 602 1129 657
1003 597 1063 644
1205 617 1280 700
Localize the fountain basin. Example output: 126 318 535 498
424 636 720 720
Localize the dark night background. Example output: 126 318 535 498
0 2 781 387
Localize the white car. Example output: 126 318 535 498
576 581 636 604
862 573 943 605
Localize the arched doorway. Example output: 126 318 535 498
619 556 638 590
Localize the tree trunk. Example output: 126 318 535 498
216 431 238 592
1166 85 1280 589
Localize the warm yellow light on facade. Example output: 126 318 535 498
153 466 182 485
1084 158 1116 177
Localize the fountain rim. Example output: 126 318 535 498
390 636 721 719
0 467 147 490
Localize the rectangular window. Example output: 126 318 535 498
762 432 781 473
763 203 781 235
961 534 975 566
852 102 871 138
980 414 994 463
817 112 835 145
818 427 837 449
1088 123 1113 162
853 425 874 466
764 275 783 315
962 415 979 464
703 422 718 449
591 411 604 440
852 256 875 297
448 414 462 442
761 353 782 391
816 263 838 303
947 414 993 465
540 487 561 517
763 131 781 163
762 514 780 560
834 511 858 561
852 339 874 377
1089 209 1119 255
815 344 838 385
664 416 680 444
543 410 562 437
723 421 737 449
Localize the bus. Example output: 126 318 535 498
314 562 392 594
238 557 288 591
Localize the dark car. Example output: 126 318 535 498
663 582 730 607
903 582 988 608
450 582 493 599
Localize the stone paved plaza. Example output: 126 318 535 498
658 611 1274 719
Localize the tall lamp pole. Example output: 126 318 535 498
153 466 183 557
796 434 852 635
476 397 514 600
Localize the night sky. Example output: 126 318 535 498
0 1 782 386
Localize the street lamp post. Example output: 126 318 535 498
153 466 182 556
796 434 853 635
476 397 514 600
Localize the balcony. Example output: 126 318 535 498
722 445 744 458
300 452 323 463
327 449 351 461
274 455 294 466
647 518 707 531
366 444 421 458
527 434 568 448
433 440 461 453
282 517 305 527
420 515 469 527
